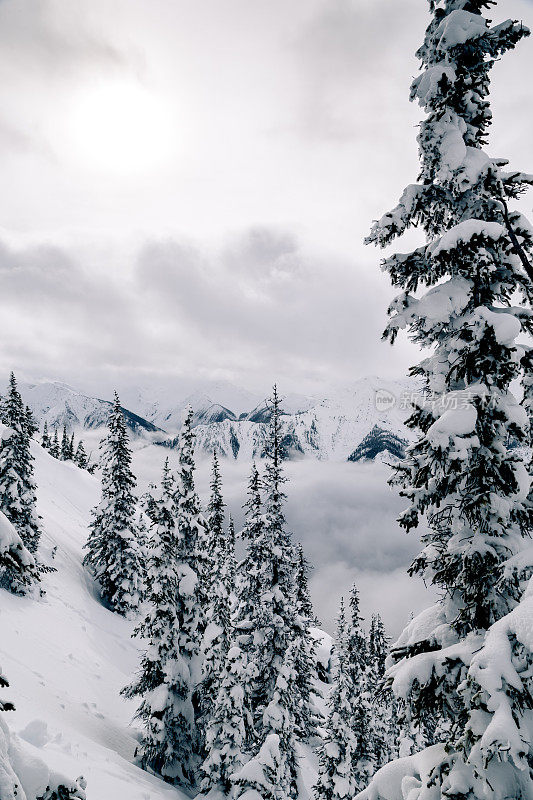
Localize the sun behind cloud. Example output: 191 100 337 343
68 79 177 176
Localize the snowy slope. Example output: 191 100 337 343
0 444 185 800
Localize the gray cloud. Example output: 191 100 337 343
135 227 416 392
0 0 132 76
0 0 530 397
291 0 423 141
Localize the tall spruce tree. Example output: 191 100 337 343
60 425 70 461
295 542 320 626
234 463 264 637
367 614 398 768
293 545 321 741
234 641 300 800
226 513 237 598
123 460 198 786
314 598 364 800
345 586 374 782
198 452 232 747
173 405 206 784
238 389 299 731
83 393 144 616
232 461 265 750
250 387 301 727
234 387 317 791
0 373 41 593
360 4 533 800
49 429 60 459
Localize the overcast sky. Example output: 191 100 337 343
1 0 532 398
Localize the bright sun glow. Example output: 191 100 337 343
69 81 176 175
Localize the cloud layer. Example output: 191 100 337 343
0 0 531 395
0 228 418 395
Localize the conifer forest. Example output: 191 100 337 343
1 1 533 799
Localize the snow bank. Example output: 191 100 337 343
0 715 85 800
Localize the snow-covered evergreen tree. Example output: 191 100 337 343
0 508 38 600
200 645 248 795
198 452 232 747
60 426 70 461
227 513 237 597
360 4 533 799
295 542 319 626
234 462 264 635
149 405 205 786
83 393 144 616
314 598 364 800
0 374 41 594
345 587 374 781
49 429 60 459
123 460 198 787
234 388 318 786
252 388 302 727
74 440 88 470
24 406 38 439
292 544 321 741
234 642 300 800
41 421 50 450
367 614 398 768
239 389 300 732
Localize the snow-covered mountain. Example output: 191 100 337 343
123 383 317 432
161 376 417 461
120 380 263 430
19 376 418 461
20 381 163 438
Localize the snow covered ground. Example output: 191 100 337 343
0 438 428 798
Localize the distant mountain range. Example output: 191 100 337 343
19 377 417 462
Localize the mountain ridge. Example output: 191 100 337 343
19 376 417 462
